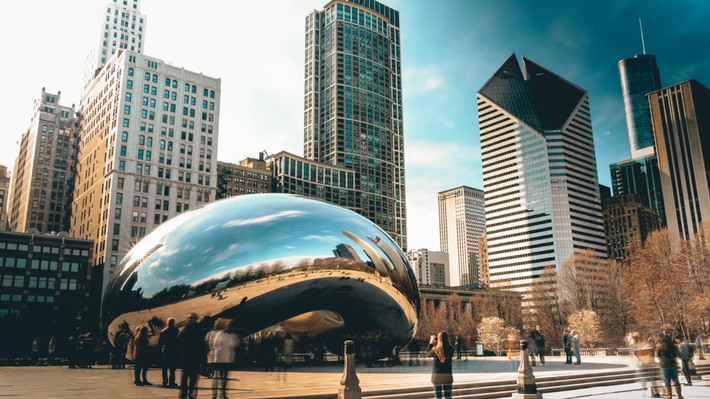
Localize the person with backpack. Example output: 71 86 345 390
655 333 683 399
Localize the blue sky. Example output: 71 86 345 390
2 0 709 251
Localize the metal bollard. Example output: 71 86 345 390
512 340 542 399
338 340 362 399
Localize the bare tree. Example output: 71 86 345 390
477 316 518 352
523 265 565 342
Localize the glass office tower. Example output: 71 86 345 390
304 0 406 250
618 54 661 155
609 153 666 226
478 54 606 292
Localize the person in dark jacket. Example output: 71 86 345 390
535 331 546 366
426 332 455 399
655 333 683 399
133 327 152 386
562 329 572 364
159 318 179 387
527 331 537 366
261 331 277 371
455 336 462 360
678 338 694 386
179 313 206 399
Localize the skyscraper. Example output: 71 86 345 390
618 54 662 156
85 0 147 83
7 89 79 234
602 194 660 262
304 0 406 250
438 185 485 287
609 149 666 226
478 54 606 291
71 51 220 296
648 80 710 239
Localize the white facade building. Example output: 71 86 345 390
438 185 486 287
71 50 220 297
477 54 605 292
406 248 450 286
85 0 148 86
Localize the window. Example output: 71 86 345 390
115 208 122 218
147 137 153 147
120 146 126 156
124 105 131 114
114 224 120 234
123 118 129 127
185 83 190 91
127 80 133 89
128 68 134 76
122 132 128 141
210 90 215 98
126 93 132 102
165 78 171 86
119 161 125 171
145 72 150 80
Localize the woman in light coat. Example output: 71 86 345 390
206 318 239 399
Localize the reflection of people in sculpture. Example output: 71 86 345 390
260 332 277 372
159 318 179 388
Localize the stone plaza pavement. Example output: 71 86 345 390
1 356 709 399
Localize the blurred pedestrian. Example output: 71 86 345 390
571 330 581 365
261 332 276 371
679 338 694 386
31 337 41 366
455 336 462 360
179 313 205 399
133 326 152 386
159 318 179 388
632 334 661 398
426 332 454 399
695 333 705 360
535 331 546 366
563 329 572 364
47 337 56 366
206 318 239 399
277 333 295 382
67 328 80 369
655 333 683 399
527 331 537 366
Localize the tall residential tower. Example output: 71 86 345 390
438 186 485 287
85 0 147 84
477 54 606 291
71 51 220 296
8 89 79 234
304 0 406 250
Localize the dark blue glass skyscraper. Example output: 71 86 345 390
618 54 661 154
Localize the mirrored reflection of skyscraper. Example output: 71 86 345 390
477 54 606 292
618 54 661 156
303 0 406 250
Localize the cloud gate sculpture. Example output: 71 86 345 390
103 194 419 357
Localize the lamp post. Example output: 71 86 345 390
512 340 542 399
338 340 361 399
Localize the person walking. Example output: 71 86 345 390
655 333 683 399
159 318 179 388
133 326 152 386
206 319 239 399
695 333 705 360
31 337 41 366
535 331 546 366
179 313 206 399
426 332 454 399
455 336 462 360
562 329 572 364
571 330 581 365
527 331 537 366
47 337 56 366
67 328 80 369
632 334 661 398
678 338 694 386
261 332 276 371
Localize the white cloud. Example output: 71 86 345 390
403 66 446 96
223 210 305 227
406 141 481 168
302 235 338 241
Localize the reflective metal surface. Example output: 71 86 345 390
104 194 419 355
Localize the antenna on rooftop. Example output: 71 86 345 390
639 18 646 55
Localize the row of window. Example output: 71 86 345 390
2 275 80 290
0 258 83 272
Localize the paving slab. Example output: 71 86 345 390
0 357 707 399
